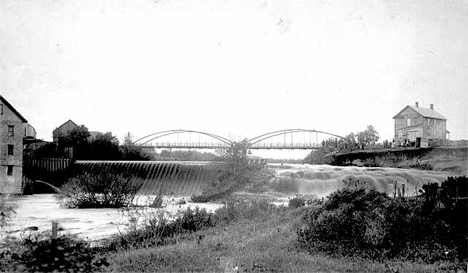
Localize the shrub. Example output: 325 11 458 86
297 177 468 263
107 207 217 250
409 163 433 170
288 197 305 208
107 197 283 251
191 170 248 203
215 197 278 223
56 172 142 208
0 234 108 272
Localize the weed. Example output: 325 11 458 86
0 233 108 272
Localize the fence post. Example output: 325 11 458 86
52 221 58 239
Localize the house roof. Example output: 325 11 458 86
393 105 447 120
53 119 78 134
0 95 28 122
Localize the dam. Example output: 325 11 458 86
72 161 222 196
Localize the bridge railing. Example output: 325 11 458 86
249 142 321 149
139 142 321 150
140 142 231 149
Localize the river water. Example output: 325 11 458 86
1 163 451 242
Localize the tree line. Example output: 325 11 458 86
304 125 384 164
25 126 151 161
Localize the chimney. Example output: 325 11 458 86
415 102 419 107
430 104 434 110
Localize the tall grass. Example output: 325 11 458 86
105 196 283 252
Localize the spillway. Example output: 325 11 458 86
73 161 220 196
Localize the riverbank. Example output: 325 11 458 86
329 146 468 175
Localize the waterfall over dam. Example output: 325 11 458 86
73 161 221 196
268 164 452 198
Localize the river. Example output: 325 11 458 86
1 163 451 242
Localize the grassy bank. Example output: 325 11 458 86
105 206 442 273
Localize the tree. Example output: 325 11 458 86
120 132 152 160
344 132 358 150
356 125 379 150
82 132 121 160
224 139 250 174
56 125 90 147
123 132 134 146
54 125 90 158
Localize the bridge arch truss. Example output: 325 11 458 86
247 129 345 150
133 129 233 149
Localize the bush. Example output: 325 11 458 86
107 207 217 250
107 197 283 251
0 234 108 272
298 178 468 263
409 163 433 170
191 170 248 203
288 197 305 208
56 172 142 208
215 197 281 223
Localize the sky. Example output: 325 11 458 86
1 0 467 150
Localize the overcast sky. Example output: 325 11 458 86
1 0 467 145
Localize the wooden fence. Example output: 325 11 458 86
24 158 74 172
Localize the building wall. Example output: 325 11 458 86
24 123 37 139
422 118 446 140
394 107 424 142
394 107 447 143
53 120 78 140
0 102 25 194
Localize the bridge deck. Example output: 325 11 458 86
140 142 321 150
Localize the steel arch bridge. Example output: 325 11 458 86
134 129 233 149
134 129 344 150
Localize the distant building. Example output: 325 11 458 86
88 131 104 142
0 95 34 194
393 102 448 147
24 123 37 142
52 119 78 142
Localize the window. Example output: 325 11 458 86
427 119 430 126
7 166 13 176
7 145 13 156
8 125 14 137
406 118 411 126
434 120 437 126
0 104 3 114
